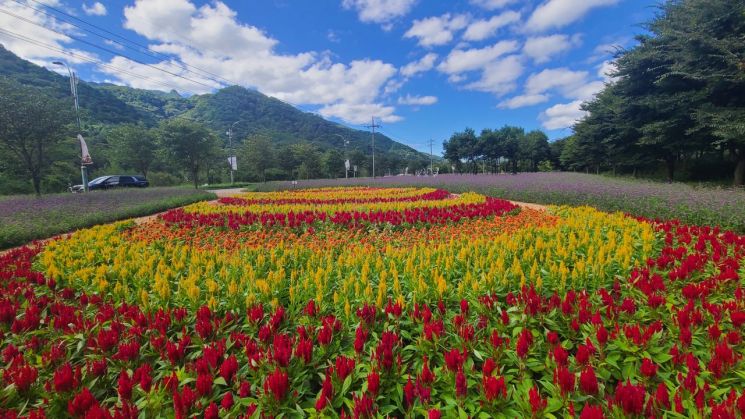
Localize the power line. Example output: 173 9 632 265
0 27 200 95
364 116 380 178
0 7 217 90
13 0 239 87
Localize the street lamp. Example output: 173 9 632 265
226 120 244 185
333 133 350 179
53 60 90 192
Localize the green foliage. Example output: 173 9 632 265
571 0 745 184
157 119 222 188
443 126 550 174
106 124 158 176
0 78 74 194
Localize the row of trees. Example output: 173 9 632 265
0 79 423 195
443 126 553 173
566 0 745 185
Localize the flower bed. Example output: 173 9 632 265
1 187 744 418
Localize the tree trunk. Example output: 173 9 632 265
192 167 199 189
665 157 675 182
735 153 745 186
32 174 41 196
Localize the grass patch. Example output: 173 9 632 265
0 187 215 249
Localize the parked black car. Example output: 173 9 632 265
70 175 149 192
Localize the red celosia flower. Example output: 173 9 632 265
67 387 97 417
196 372 212 397
304 300 316 317
579 404 604 419
420 356 434 384
317 324 333 346
204 402 218 419
295 337 313 364
654 383 670 409
221 392 234 410
596 326 608 346
367 370 380 395
460 299 469 315
6 363 37 392
352 392 376 418
264 367 289 401
444 348 465 372
482 358 497 377
428 409 441 419
579 367 598 395
315 371 333 411
516 329 533 358
529 386 547 414
272 333 293 367
53 362 77 392
614 380 646 415
118 369 134 401
456 368 468 398
553 346 569 366
404 376 416 407
554 366 575 395
220 355 239 383
640 358 657 378
239 381 252 398
547 331 560 346
335 356 355 381
482 375 506 401
354 327 369 354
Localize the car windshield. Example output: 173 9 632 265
89 176 108 185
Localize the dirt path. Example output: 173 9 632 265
509 200 547 211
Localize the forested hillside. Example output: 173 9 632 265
0 46 429 194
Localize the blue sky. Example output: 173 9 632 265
0 0 658 154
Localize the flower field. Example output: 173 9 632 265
1 187 745 418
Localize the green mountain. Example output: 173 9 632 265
0 45 428 166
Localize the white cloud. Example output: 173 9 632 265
437 40 519 74
342 0 417 24
501 66 603 112
464 55 523 95
523 34 581 63
540 99 584 130
404 13 469 47
398 94 437 105
0 0 96 65
327 29 340 43
318 102 401 124
462 11 521 41
400 53 437 77
597 59 617 82
526 0 619 32
498 93 548 109
109 0 401 124
82 2 107 16
469 0 517 10
525 67 588 97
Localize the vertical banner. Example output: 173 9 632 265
78 134 93 165
228 156 238 171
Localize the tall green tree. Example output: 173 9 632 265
157 119 221 188
0 79 72 195
107 124 158 177
238 135 276 182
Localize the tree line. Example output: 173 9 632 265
565 0 745 185
0 79 426 195
443 126 554 174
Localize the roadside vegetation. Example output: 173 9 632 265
0 187 215 249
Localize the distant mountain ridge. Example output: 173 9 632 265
0 45 428 165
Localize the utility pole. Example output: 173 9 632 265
426 138 435 175
53 61 90 192
227 120 243 185
364 117 380 178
